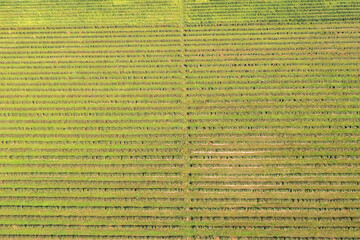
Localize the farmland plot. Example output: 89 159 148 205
0 0 359 239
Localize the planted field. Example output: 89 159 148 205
0 0 359 239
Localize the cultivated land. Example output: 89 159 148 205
0 0 359 239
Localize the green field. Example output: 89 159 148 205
0 0 359 239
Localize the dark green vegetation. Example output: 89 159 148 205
0 0 359 239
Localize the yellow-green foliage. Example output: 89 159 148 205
0 0 359 239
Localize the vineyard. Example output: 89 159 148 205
0 0 359 239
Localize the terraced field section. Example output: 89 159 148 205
0 0 359 239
